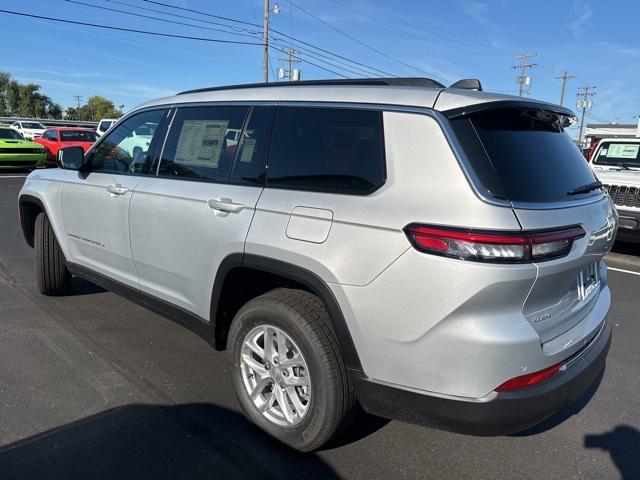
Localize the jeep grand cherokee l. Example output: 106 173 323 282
18 78 615 451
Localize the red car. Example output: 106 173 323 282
34 127 98 165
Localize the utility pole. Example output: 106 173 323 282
576 85 596 148
263 1 280 83
511 53 537 96
278 49 301 81
555 71 575 106
73 95 83 109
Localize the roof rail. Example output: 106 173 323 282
177 77 446 95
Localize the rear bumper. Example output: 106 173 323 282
353 319 611 435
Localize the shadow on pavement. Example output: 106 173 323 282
70 277 107 296
611 241 640 256
0 403 341 480
585 425 640 480
512 366 605 436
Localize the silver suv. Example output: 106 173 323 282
18 78 615 451
590 138 640 242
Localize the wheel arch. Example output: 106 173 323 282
18 194 47 248
211 253 363 372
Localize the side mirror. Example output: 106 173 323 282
57 146 85 170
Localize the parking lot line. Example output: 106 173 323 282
607 266 640 276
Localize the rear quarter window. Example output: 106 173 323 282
450 108 599 203
267 107 386 195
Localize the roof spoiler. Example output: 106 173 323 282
450 79 483 91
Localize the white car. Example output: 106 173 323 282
11 121 46 140
96 118 118 137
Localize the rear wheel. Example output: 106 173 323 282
228 289 355 451
34 212 71 296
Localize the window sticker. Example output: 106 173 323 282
600 148 608 156
605 144 639 159
174 119 230 167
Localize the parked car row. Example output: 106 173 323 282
0 117 117 169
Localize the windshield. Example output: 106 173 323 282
593 142 640 168
0 128 24 140
61 130 98 142
451 107 599 203
21 122 45 129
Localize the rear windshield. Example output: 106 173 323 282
22 122 44 129
0 128 23 140
593 141 640 168
99 121 113 131
61 130 98 142
450 108 599 203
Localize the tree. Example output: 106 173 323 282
77 96 123 121
0 71 119 120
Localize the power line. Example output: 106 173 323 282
143 0 258 28
66 0 259 38
284 0 449 81
329 0 509 58
108 0 260 34
270 46 349 78
0 8 264 45
69 0 382 78
123 0 398 77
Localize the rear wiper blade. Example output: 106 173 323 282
567 181 603 196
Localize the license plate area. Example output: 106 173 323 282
577 262 600 301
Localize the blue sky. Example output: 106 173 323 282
2 0 639 130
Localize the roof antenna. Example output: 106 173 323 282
450 79 483 91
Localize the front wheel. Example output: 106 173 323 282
228 289 355 451
34 212 71 296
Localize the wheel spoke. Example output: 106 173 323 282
285 387 307 415
276 330 288 362
242 353 267 376
250 377 272 400
263 326 275 361
274 386 295 424
245 337 264 359
284 374 308 387
258 391 276 413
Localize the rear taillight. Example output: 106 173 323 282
496 362 564 391
404 225 585 263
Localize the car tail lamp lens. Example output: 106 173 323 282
404 225 585 263
496 362 564 391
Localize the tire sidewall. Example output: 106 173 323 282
229 298 336 451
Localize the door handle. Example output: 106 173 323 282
106 183 129 195
208 197 244 213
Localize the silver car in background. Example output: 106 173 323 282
18 78 615 451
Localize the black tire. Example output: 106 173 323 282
34 212 71 296
228 288 355 452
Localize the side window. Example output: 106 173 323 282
89 109 166 175
267 107 386 194
50 130 58 141
230 106 275 185
158 106 249 182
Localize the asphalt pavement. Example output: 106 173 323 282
0 173 638 479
